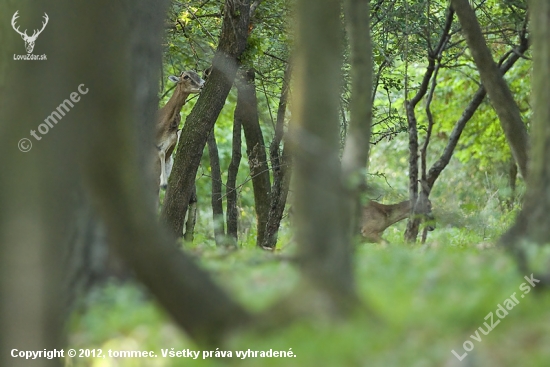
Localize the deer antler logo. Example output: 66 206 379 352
11 11 49 54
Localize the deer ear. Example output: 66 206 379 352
168 75 179 83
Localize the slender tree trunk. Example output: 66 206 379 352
293 0 358 313
404 100 421 240
404 7 453 243
226 108 242 245
507 160 518 210
183 186 197 242
237 68 272 247
499 0 550 286
451 0 529 179
207 129 226 246
162 0 252 237
261 64 292 250
262 145 292 249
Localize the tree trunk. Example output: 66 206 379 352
451 0 529 179
341 0 373 236
0 49 70 366
0 1 167 364
292 0 358 313
261 64 292 250
404 6 453 243
507 160 518 210
237 68 272 248
162 0 252 237
226 108 242 245
207 129 226 246
2 0 253 354
499 0 550 286
183 186 197 242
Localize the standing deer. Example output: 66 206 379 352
156 70 204 189
11 11 49 53
361 199 435 243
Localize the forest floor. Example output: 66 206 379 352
68 224 550 367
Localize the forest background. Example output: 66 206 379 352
1 0 550 366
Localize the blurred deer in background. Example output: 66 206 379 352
361 199 435 243
156 70 204 189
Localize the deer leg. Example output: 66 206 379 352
165 155 174 182
159 150 168 189
361 229 388 245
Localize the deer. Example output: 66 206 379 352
360 199 435 243
11 11 49 54
156 70 205 189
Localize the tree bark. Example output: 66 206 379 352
451 0 529 179
499 0 550 286
226 107 242 245
0 1 165 364
183 186 197 242
292 0 358 313
237 68 272 248
2 0 253 355
341 0 373 236
507 160 518 210
404 6 453 243
261 64 292 250
0 32 71 364
207 128 226 246
162 0 252 237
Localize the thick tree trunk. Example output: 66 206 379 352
1 1 166 364
162 0 252 237
451 0 529 179
237 68 272 247
0 56 70 367
207 129 226 246
2 0 253 354
293 0 358 313
341 0 373 236
499 0 550 285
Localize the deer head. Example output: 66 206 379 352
12 11 49 54
168 71 205 94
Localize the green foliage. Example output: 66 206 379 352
71 2 545 365
157 1 292 244
366 0 530 187
70 238 550 366
158 0 531 242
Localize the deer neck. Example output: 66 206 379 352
386 200 412 226
162 87 190 122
